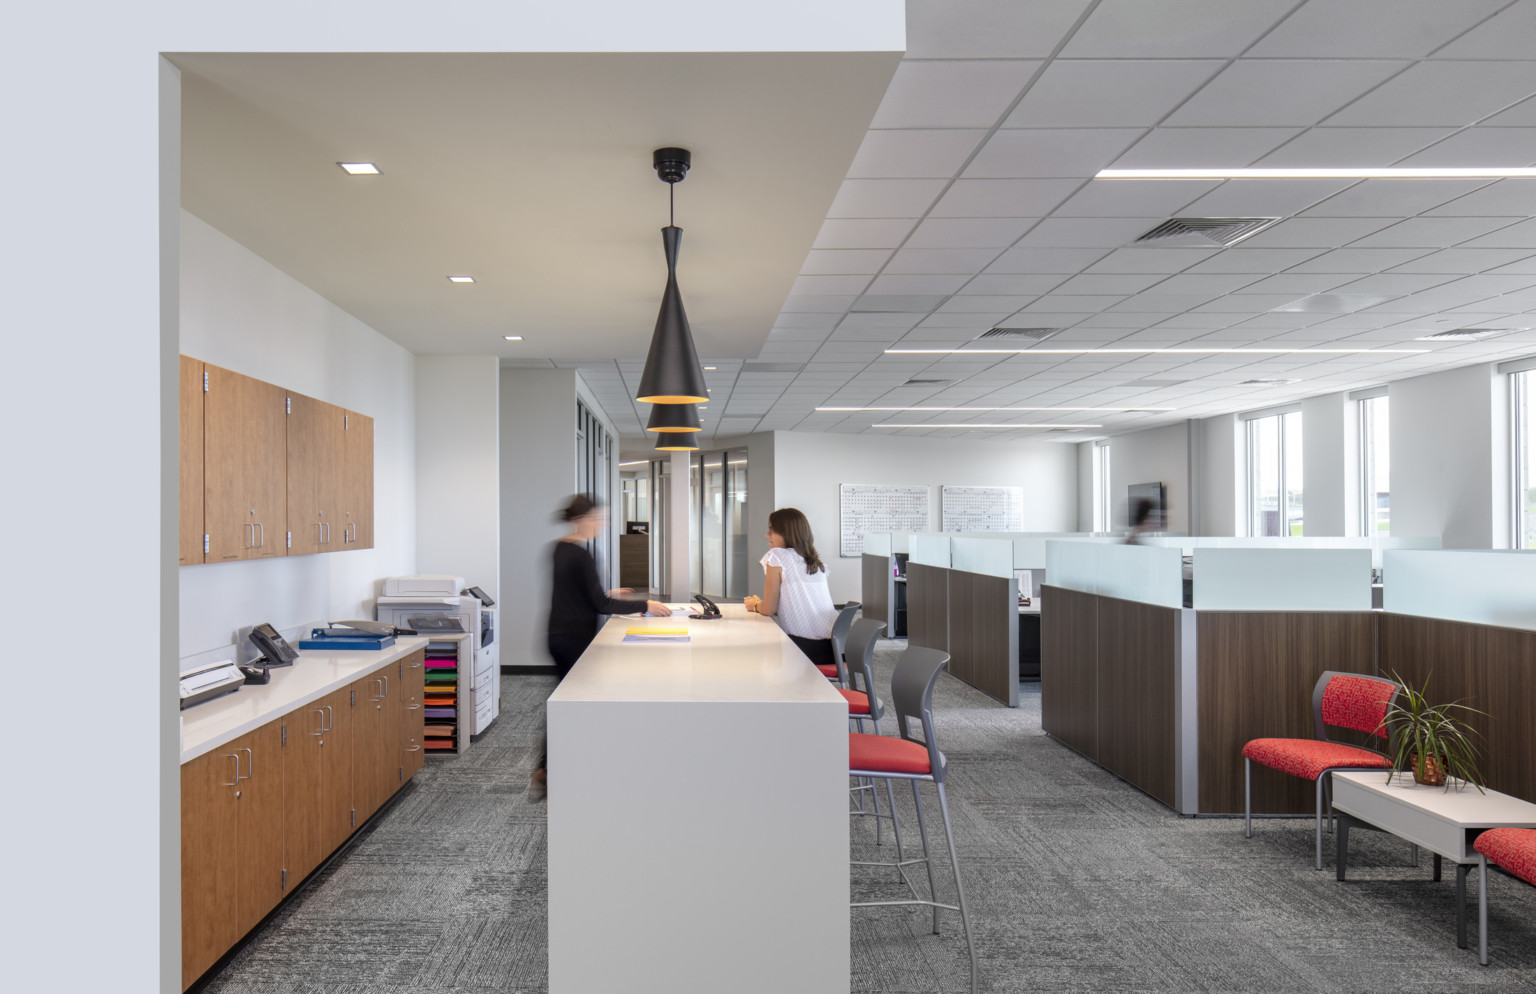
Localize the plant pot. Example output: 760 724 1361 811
1410 752 1446 787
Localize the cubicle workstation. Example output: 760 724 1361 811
1042 539 1449 816
859 531 907 638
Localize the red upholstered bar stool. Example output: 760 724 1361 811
1242 670 1399 870
841 618 897 844
821 601 861 684
1473 828 1536 963
849 645 978 994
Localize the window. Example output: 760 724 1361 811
1358 394 1390 536
1515 368 1536 549
1245 409 1303 536
1092 441 1111 532
575 401 614 582
689 446 748 598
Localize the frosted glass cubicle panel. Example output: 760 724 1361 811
1385 550 1536 632
1013 533 1117 569
1192 549 1371 611
950 537 1014 578
909 533 951 568
1046 540 1183 608
1149 536 1438 570
862 532 893 557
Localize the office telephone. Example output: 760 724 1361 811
692 594 723 619
248 623 299 670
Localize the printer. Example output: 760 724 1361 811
180 659 245 710
383 574 465 598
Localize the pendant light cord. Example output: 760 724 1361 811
670 181 675 227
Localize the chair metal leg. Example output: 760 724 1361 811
871 772 884 845
935 782 978 994
1325 777 1334 834
1315 775 1326 870
909 780 939 932
1479 856 1489 966
1457 863 1469 949
1244 758 1252 839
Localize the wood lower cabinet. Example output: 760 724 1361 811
180 356 205 565
203 363 287 562
181 723 285 989
352 666 404 824
281 685 355 888
401 649 426 780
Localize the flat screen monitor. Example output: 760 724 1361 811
1127 482 1166 522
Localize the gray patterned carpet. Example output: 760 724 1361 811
201 640 1536 993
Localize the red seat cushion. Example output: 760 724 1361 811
1475 828 1536 887
816 664 839 678
849 732 930 775
838 688 870 715
1242 738 1392 781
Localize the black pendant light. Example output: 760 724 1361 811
636 147 710 405
646 402 702 433
654 431 699 452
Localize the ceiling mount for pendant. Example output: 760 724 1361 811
636 147 710 406
653 147 692 184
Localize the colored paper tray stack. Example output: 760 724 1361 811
423 642 459 752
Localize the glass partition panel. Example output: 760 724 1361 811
950 537 1014 578
909 533 951 568
700 451 725 597
725 451 748 599
1046 540 1099 594
1193 549 1371 611
1045 541 1182 607
862 532 893 557
1385 550 1536 631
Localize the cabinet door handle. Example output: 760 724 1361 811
223 753 240 787
405 741 421 752
324 521 331 544
256 522 264 548
322 704 333 732
240 748 253 781
380 673 389 698
244 523 254 549
312 708 326 736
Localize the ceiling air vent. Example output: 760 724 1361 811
902 378 952 386
975 327 1061 342
1239 378 1300 387
1414 327 1516 342
1134 217 1279 248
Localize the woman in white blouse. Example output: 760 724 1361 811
744 507 840 668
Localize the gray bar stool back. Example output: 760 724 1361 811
827 601 861 685
843 618 898 844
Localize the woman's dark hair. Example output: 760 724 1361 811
1131 497 1155 527
559 494 603 522
767 507 825 575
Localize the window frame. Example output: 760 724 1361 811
1092 440 1111 533
1351 387 1389 538
1241 404 1303 538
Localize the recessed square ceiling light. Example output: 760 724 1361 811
503 335 523 341
337 162 381 175
704 366 717 370
447 275 476 284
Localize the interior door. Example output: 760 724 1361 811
179 356 205 565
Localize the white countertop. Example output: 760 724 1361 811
181 637 428 764
550 604 846 705
1333 770 1536 827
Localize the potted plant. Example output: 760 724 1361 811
1384 672 1486 792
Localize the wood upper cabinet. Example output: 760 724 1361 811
203 363 287 562
401 649 426 781
340 411 374 550
180 357 205 565
286 393 346 556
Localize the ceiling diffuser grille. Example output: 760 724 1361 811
1134 217 1279 247
976 327 1061 341
902 378 952 386
1414 328 1513 342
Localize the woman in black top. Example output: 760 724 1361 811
533 495 668 796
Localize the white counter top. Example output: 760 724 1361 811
550 604 845 705
181 637 428 764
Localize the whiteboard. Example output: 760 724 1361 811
839 484 930 558
941 486 1023 532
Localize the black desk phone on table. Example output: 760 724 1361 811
243 623 299 683
692 594 723 619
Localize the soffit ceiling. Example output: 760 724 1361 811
175 51 899 362
527 0 1536 446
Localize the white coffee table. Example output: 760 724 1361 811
1332 770 1536 965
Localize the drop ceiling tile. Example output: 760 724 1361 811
1176 178 1356 217
965 128 1145 178
1084 247 1210 275
1020 295 1128 313
1332 273 1459 295
1438 0 1536 58
791 275 872 296
904 0 1093 59
1164 60 1407 127
1483 95 1536 127
812 218 919 249
1236 216 1397 247
1185 247 1326 273
1153 273 1266 294
1249 0 1507 57
1398 129 1536 168
871 60 1041 129
1301 179 1491 217
1051 179 1218 217
1457 218 1536 248
1193 294 1309 312
799 250 894 276
1348 216 1525 248
1005 60 1223 128
916 311 1011 328
1427 179 1536 217
827 179 948 219
884 248 1004 275
930 178 1081 217
1050 273 1168 295
847 129 988 179
986 247 1113 273
1106 294 1216 312
936 295 1038 313
867 274 970 295
1235 273 1369 294
1015 216 1167 247
906 217 1038 249
1060 0 1292 57
1283 247 1432 272
1483 257 1536 276
837 312 925 330
780 294 858 313
1325 62 1536 127
1387 249 1536 274
1111 127 1303 168
1254 127 1455 167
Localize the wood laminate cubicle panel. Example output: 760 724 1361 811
1196 612 1377 815
1040 585 1098 762
1096 595 1178 808
861 554 890 634
946 571 976 687
945 571 1015 705
1379 613 1536 805
905 562 948 652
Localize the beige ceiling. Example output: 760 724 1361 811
175 51 900 360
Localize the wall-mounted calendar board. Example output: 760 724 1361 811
941 486 1023 533
839 484 930 558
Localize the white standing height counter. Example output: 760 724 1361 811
547 605 850 994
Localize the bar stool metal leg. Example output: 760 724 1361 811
911 780 939 934
1244 758 1252 838
936 782 978 994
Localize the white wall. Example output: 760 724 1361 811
1390 362 1510 548
1075 442 1095 532
1196 414 1242 537
1300 391 1354 537
415 356 500 601
1107 422 1191 534
770 432 1079 603
179 211 417 662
